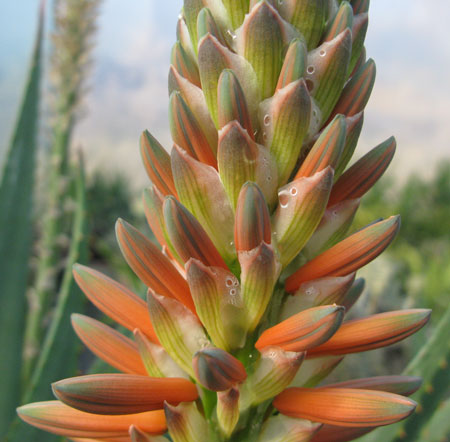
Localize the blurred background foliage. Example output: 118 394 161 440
0 1 448 441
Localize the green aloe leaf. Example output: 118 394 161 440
0 6 44 436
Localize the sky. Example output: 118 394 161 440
1 0 449 189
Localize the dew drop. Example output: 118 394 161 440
178 13 183 20
227 29 237 40
332 210 338 216
267 175 272 182
305 286 319 296
278 0 283 4
263 114 270 126
226 277 234 287
319 49 326 57
229 288 236 296
290 186 297 196
307 65 315 74
268 351 277 359
279 191 289 208
249 354 253 358
305 78 314 92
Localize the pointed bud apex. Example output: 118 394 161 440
256 305 344 352
276 38 307 90
349 13 369 74
273 167 334 267
352 0 370 14
286 216 400 291
235 182 271 252
217 387 240 437
176 16 196 62
259 79 311 185
237 1 298 98
73 264 158 342
186 259 247 350
17 401 167 438
279 0 327 50
164 401 209 442
147 292 210 377
218 121 278 208
242 347 305 407
71 314 147 375
328 136 395 207
308 309 431 356
324 376 422 397
134 329 187 378
331 59 376 120
197 8 227 46
116 219 194 311
291 356 344 388
295 114 346 180
130 424 165 442
198 34 259 127
217 69 254 137
52 374 198 415
334 112 364 179
168 66 218 152
193 347 247 391
323 1 353 42
171 41 201 87
259 415 322 442
163 196 228 269
239 242 281 331
169 92 217 167
305 29 352 123
281 274 356 317
140 130 177 196
171 146 236 265
341 277 365 311
303 198 360 258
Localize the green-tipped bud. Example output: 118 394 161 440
163 196 228 268
147 292 210 377
273 167 334 267
304 29 352 123
198 33 259 127
278 0 327 50
234 182 271 252
341 277 365 311
295 114 347 180
171 146 236 265
239 242 281 331
237 1 298 98
259 79 311 185
197 8 227 46
303 198 360 258
169 91 217 167
171 41 201 87
352 0 370 14
168 66 218 152
176 16 196 62
193 347 247 391
217 69 254 136
217 387 240 437
134 329 187 379
276 38 307 90
140 130 177 196
164 401 209 442
186 259 247 350
280 273 356 318
242 347 305 407
323 1 353 42
218 121 278 208
290 356 344 388
349 12 369 73
259 415 322 442
334 112 364 178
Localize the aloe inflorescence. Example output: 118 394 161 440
18 1 431 441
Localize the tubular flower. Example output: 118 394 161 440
19 1 430 441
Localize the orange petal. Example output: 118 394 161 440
307 309 431 356
255 305 344 352
115 219 194 312
163 196 228 268
52 374 198 415
285 216 400 292
311 425 373 442
140 130 177 197
273 387 416 427
73 264 158 343
327 136 396 207
322 376 422 397
17 401 166 438
71 314 147 375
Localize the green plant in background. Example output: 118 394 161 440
0 1 102 440
15 1 449 441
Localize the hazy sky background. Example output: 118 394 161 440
1 1 449 189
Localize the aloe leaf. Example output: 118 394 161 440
7 158 89 442
0 5 44 436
